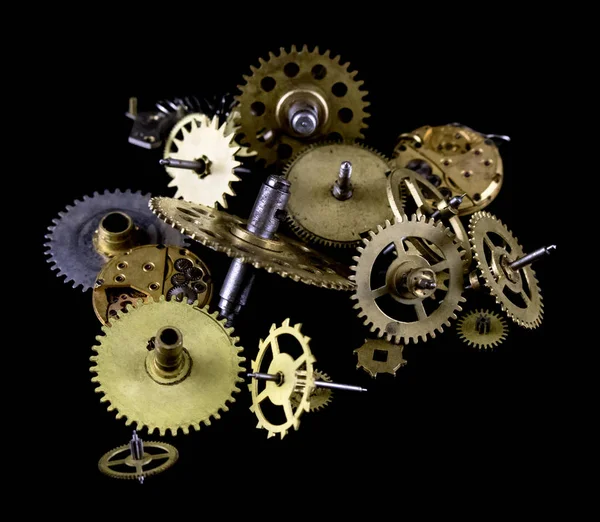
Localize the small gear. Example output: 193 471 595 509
185 266 204 281
457 309 508 349
290 370 333 412
44 189 186 292
249 319 316 439
350 215 465 344
235 45 369 166
90 297 245 436
469 211 543 328
171 273 187 286
354 339 407 378
174 258 193 272
106 289 146 320
163 114 242 208
283 142 394 248
150 197 354 291
166 284 197 304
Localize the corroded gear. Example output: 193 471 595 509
90 297 245 436
469 211 543 328
457 309 508 349
354 339 407 378
249 319 316 439
283 142 394 248
150 197 353 290
163 114 242 208
44 190 186 292
98 439 178 481
393 124 503 216
235 45 369 166
387 168 472 271
93 245 212 325
290 370 333 412
350 215 465 344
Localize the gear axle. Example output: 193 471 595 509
247 372 366 393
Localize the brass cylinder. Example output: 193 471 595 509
93 211 138 257
153 326 184 373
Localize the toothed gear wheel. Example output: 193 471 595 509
44 189 186 292
469 211 543 328
163 114 242 208
90 297 245 436
354 339 407 378
290 370 333 412
249 319 316 439
350 215 465 344
457 309 508 349
235 44 370 166
98 440 178 480
283 142 394 248
150 196 354 290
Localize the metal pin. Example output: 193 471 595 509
431 193 465 220
508 245 556 271
332 161 354 200
484 133 511 144
475 314 491 335
247 372 367 392
129 430 144 460
160 157 207 173
416 279 437 290
127 97 138 118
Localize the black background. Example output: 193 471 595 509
36 28 561 503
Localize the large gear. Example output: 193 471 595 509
150 197 354 290
235 45 369 166
163 113 242 208
249 319 316 439
457 309 508 349
44 189 186 292
469 211 543 328
90 297 245 436
290 370 333 412
354 339 407 378
350 215 465 344
283 142 394 248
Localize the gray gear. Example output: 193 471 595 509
44 189 186 292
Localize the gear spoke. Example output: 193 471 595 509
519 290 532 307
415 301 428 320
293 355 308 371
430 260 448 272
270 337 280 356
284 402 295 423
370 285 389 299
106 458 128 467
484 234 495 251
255 387 270 404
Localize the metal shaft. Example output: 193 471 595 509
332 161 354 200
129 431 144 460
248 372 367 392
288 101 319 136
160 157 207 172
153 326 185 373
508 245 556 271
431 193 465 220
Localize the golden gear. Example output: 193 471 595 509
387 168 472 271
354 339 407 378
249 319 316 439
469 211 543 328
224 108 257 158
283 142 394 248
92 244 212 325
393 124 503 216
150 197 354 290
457 309 508 349
98 439 178 481
235 44 369 166
290 370 333 412
90 297 245 436
350 215 465 344
163 113 241 208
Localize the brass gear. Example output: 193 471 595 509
249 319 316 439
92 244 212 325
354 339 407 378
149 197 353 290
290 370 333 412
350 215 465 344
163 114 242 208
225 108 257 158
457 309 508 349
98 440 178 481
283 142 394 248
235 45 369 166
393 124 503 216
90 297 245 436
469 211 543 328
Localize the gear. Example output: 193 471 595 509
290 370 333 412
393 124 503 216
350 215 465 344
225 108 257 158
92 245 212 325
106 289 146 320
469 211 543 328
249 319 316 439
354 339 407 378
90 297 245 436
163 113 242 208
98 438 178 481
457 309 508 349
150 197 354 290
166 284 197 304
235 45 369 166
282 142 394 248
44 189 186 292
387 168 472 271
